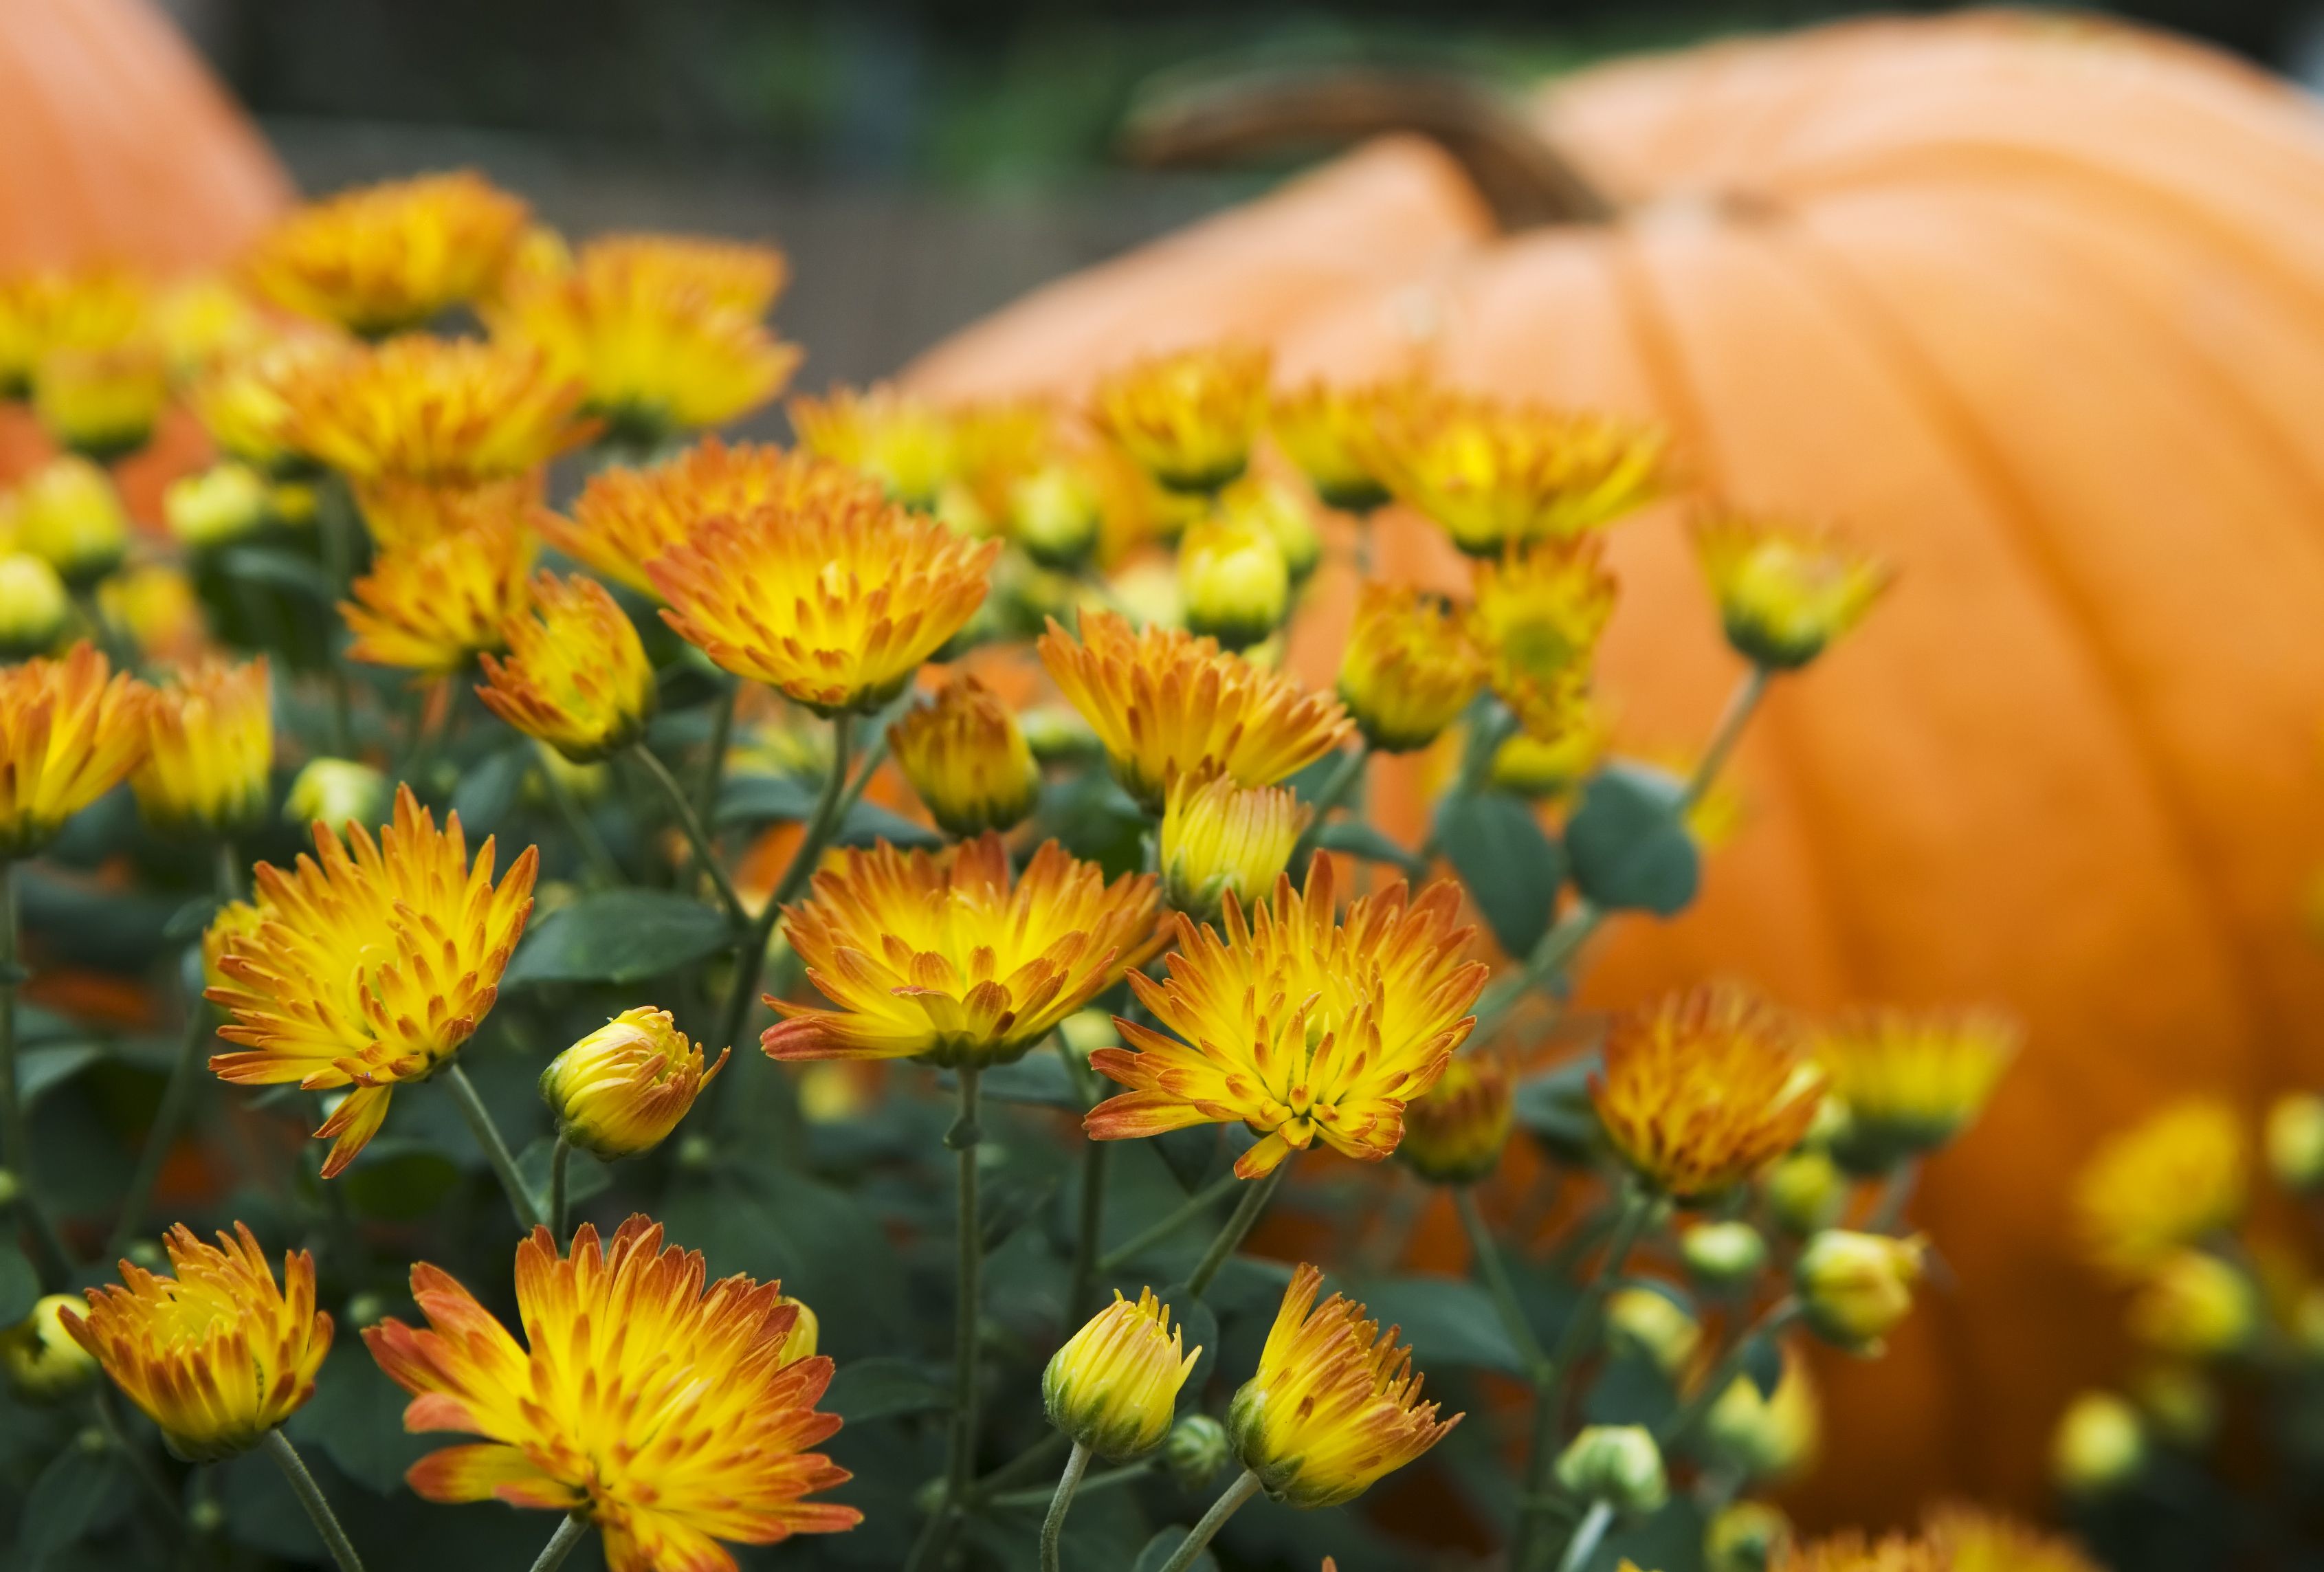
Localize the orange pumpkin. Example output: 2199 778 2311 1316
905 12 2324 1525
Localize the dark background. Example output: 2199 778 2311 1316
153 0 2324 379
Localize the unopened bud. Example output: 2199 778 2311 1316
2125 1250 2257 1360
1603 1288 1701 1377
1163 1413 1229 1490
1704 1501 1793 1572
1552 1424 1667 1516
2266 1092 2324 1193
0 1294 100 1402
2052 1391 2144 1496
1763 1149 1847 1236
1795 1231 1925 1355
285 758 390 833
1681 1221 1769 1287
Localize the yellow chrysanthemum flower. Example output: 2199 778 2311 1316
1272 379 1400 513
1592 986 1825 1202
1007 457 1107 570
133 656 273 834
246 171 530 337
1158 771 1309 925
10 454 131 588
569 233 790 316
35 340 170 461
165 463 274 550
365 1218 859 1572
186 331 352 475
205 784 539 1176
152 275 268 379
476 571 656 761
1470 538 1617 740
101 563 208 665
1399 1050 1514 1185
1814 1008 2017 1169
543 436 883 597
790 384 961 509
2074 1097 2248 1277
1488 700 1611 799
1371 389 1663 555
887 675 1041 839
1694 513 1890 670
342 502 535 674
2124 1248 2257 1360
282 334 584 487
1779 1531 1947 1572
540 1008 731 1160
1094 343 1270 496
762 834 1158 1067
1338 583 1486 753
491 236 801 439
1923 1503 2104 1572
64 1223 331 1461
1039 610 1353 812
0 643 150 859
0 554 70 659
1226 1262 1459 1508
1043 1287 1201 1461
652 490 997 715
1087 859 1486 1178
1179 509 1290 652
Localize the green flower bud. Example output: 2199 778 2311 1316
1163 1413 1229 1490
1681 1221 1769 1287
1552 1424 1667 1516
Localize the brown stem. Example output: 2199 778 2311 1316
1120 66 1614 230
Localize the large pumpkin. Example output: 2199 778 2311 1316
905 12 2324 1526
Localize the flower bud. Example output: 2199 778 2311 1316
2266 1092 2324 1193
0 554 69 660
2052 1391 2144 1496
1704 1501 1793 1572
1681 1221 1769 1287
1399 1053 1514 1186
1794 1230 1925 1355
1057 1009 1116 1061
1094 344 1268 496
1179 511 1289 652
36 342 169 463
1162 1413 1230 1490
285 757 391 832
165 463 273 551
1019 704 1102 765
1692 513 1888 671
1700 1356 1819 1483
1222 478 1321 584
13 456 129 590
1763 1149 1848 1236
540 1008 729 1160
1604 1287 1701 1377
133 658 274 836
1008 463 1105 571
1552 1424 1668 1516
2131 1364 2218 1448
0 1294 100 1403
1160 773 1307 926
1336 584 1485 754
889 676 1041 839
777 1296 819 1363
2125 1250 2257 1360
1043 1288 1199 1461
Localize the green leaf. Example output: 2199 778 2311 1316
1741 1331 1786 1399
0 1243 37 1325
217 545 337 606
16 1440 135 1564
1433 792 1563 957
715 772 819 826
825 1356 949 1424
1351 1276 1527 1377
216 1446 325 1560
287 1344 436 1495
835 800 942 850
450 745 531 837
19 1044 102 1105
516 1138 611 1215
1175 1301 1219 1409
1513 1056 1602 1162
975 1054 1083 1111
503 889 733 986
1565 763 1699 916
341 1144 464 1221
1314 820 1429 880
1153 1125 1222 1193
1134 1527 1217 1572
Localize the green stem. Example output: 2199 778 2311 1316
107 996 214 1258
1065 1139 1110 1326
1286 741 1373 874
549 1136 573 1239
995 1456 1150 1510
1156 1470 1263 1572
630 742 747 927
1683 666 1770 812
695 680 738 821
443 1063 543 1231
945 1070 986 1497
1470 898 1604 1039
973 1432 1071 1498
1866 1159 1921 1235
1554 1499 1616 1572
1186 1161 1287 1298
0 862 69 1288
1039 1441 1092 1572
1512 1186 1652 1572
1099 1173 1246 1274
716 713 856 1058
538 757 623 889
1657 1297 1803 1450
527 1514 592 1572
214 838 243 903
261 1430 366 1572
1455 1186 1551 1380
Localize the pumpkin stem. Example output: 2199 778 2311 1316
1118 65 1615 230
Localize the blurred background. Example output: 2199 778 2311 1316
148 0 2324 383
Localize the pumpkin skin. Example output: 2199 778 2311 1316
905 12 2324 1525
